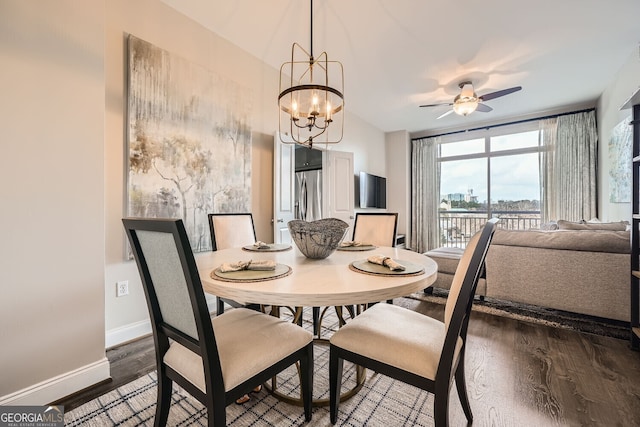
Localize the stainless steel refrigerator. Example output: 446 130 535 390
295 169 322 222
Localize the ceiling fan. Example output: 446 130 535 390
420 81 522 119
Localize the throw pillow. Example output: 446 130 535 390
557 219 628 231
539 221 559 231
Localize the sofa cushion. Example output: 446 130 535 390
423 247 486 295
557 219 628 231
424 247 464 275
491 229 630 254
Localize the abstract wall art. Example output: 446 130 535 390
608 115 632 203
126 35 252 253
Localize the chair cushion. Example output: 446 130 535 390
164 308 313 392
330 303 462 381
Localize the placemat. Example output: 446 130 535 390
349 259 425 277
242 243 292 252
337 244 377 251
211 264 292 282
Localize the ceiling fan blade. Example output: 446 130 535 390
436 109 455 119
419 102 452 108
476 103 493 113
478 86 522 102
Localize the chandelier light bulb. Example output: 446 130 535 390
311 93 319 116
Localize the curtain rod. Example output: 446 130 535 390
412 107 596 141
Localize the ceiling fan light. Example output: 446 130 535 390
453 98 479 116
459 83 475 99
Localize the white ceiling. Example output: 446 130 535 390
160 0 640 134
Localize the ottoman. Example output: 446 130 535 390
424 247 487 296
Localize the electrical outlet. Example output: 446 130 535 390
116 280 129 297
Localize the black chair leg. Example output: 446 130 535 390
301 343 314 421
433 391 450 427
210 399 226 427
329 347 344 425
455 360 473 422
216 297 225 316
313 306 320 335
155 374 172 427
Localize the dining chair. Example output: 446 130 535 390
352 212 399 305
351 212 399 247
208 213 257 315
209 213 315 335
208 213 257 252
329 218 499 426
123 218 313 427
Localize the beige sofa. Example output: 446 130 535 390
425 227 630 322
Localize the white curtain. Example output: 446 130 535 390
539 117 558 223
540 110 598 221
411 136 440 253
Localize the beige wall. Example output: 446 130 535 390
385 131 412 241
0 0 386 403
597 49 640 222
0 1 108 403
104 0 386 344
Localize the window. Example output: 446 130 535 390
438 123 542 247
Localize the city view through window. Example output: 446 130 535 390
438 127 543 247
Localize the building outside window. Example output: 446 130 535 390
438 122 543 247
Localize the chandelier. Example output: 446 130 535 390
278 0 344 147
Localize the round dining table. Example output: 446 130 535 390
196 245 438 307
196 244 437 406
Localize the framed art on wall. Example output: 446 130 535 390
126 35 252 253
608 115 632 203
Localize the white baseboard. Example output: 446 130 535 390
0 358 110 406
105 319 152 349
105 295 218 348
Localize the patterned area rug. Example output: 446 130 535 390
65 307 436 426
407 290 630 340
65 370 434 426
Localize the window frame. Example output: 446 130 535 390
437 121 545 218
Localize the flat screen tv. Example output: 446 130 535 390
359 171 386 208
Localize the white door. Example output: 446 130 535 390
323 150 355 231
273 133 295 244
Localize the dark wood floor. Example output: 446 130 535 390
53 333 156 412
56 298 640 425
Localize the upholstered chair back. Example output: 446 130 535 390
209 213 256 251
352 212 398 247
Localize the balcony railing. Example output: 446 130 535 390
439 210 541 248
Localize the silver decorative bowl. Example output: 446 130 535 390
288 218 349 259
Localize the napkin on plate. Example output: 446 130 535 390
367 254 406 271
253 241 270 249
340 241 371 247
219 260 276 272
